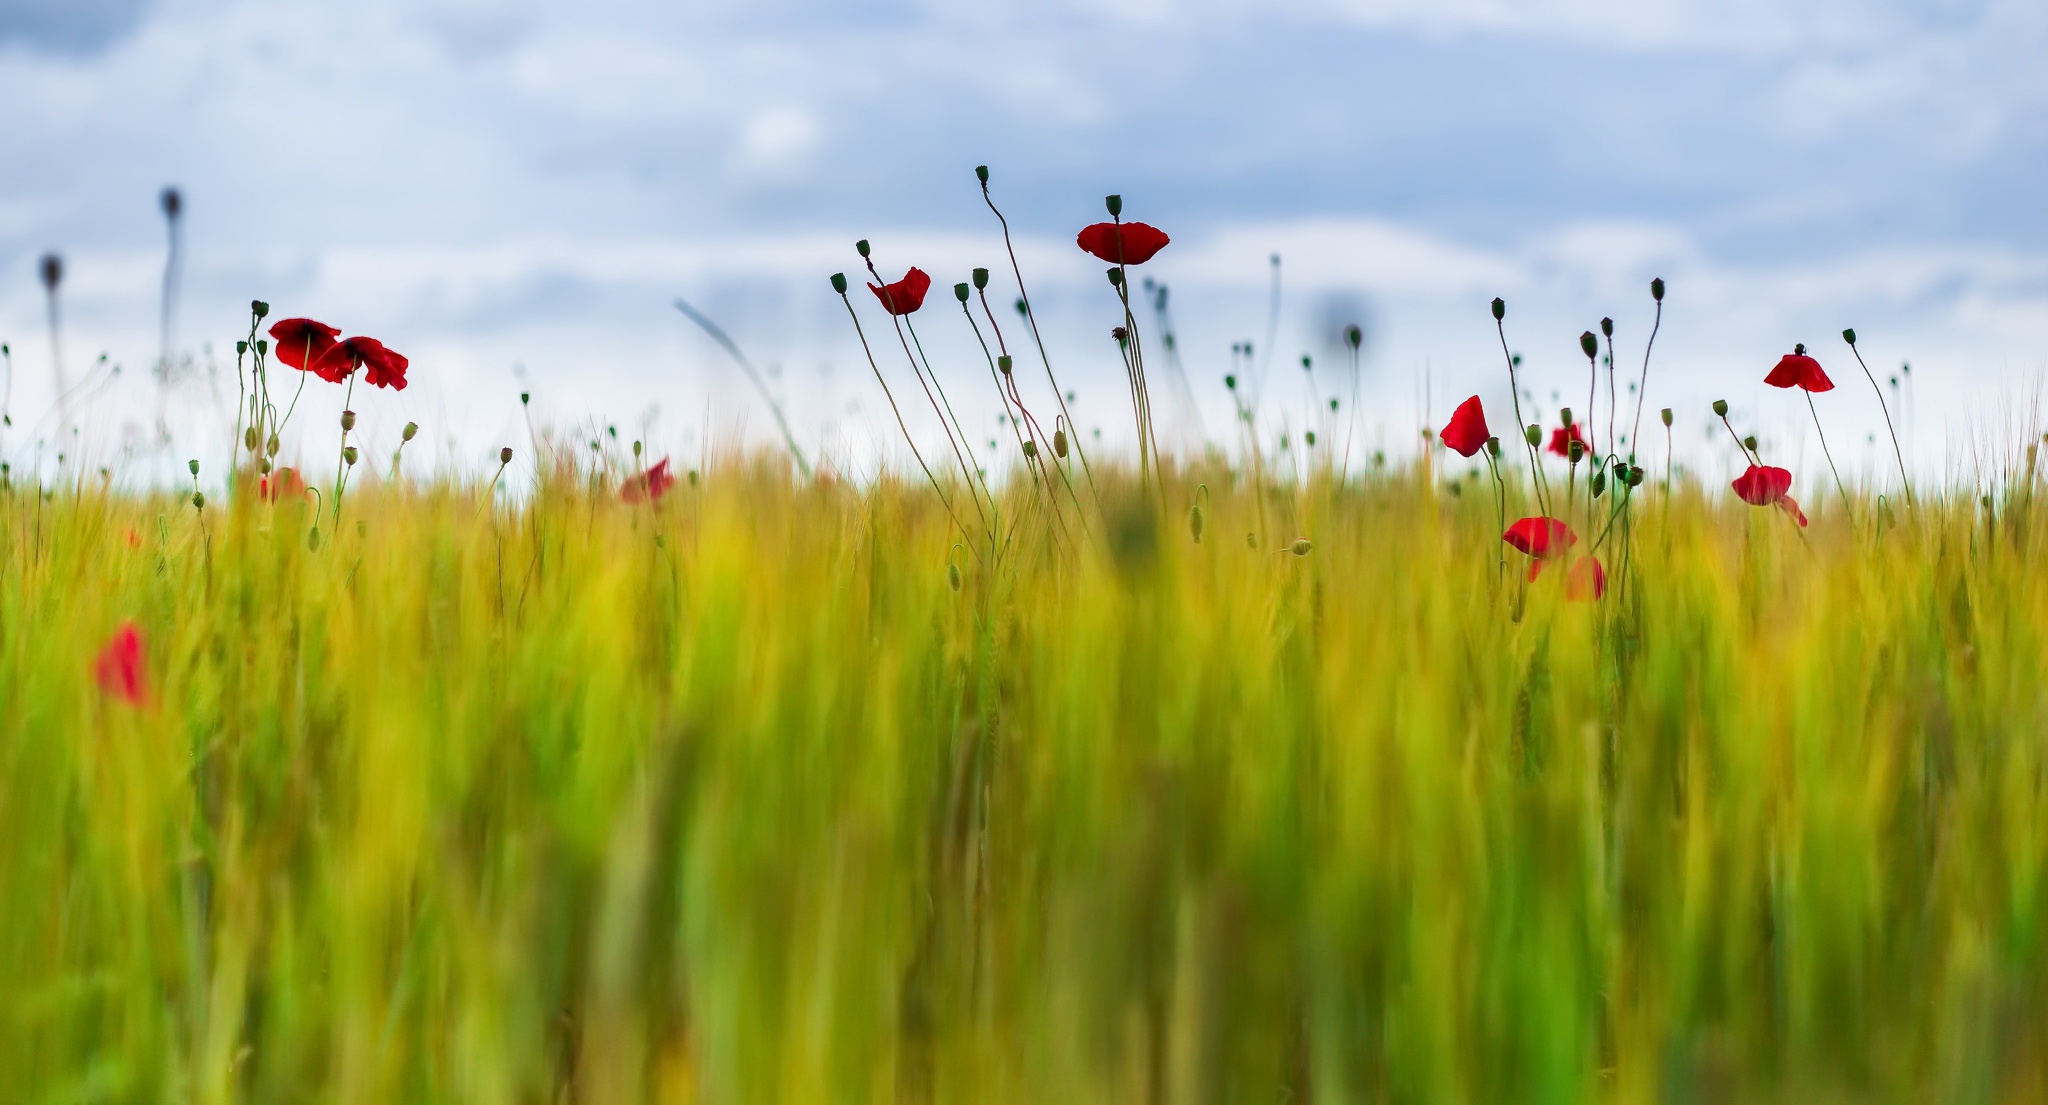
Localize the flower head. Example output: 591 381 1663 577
261 467 306 502
1503 516 1576 560
93 620 149 706
1546 422 1587 458
1440 395 1490 457
268 318 342 378
868 268 932 315
621 458 676 504
1564 556 1608 601
1764 346 1835 392
1076 222 1171 266
315 336 409 390
1731 464 1808 527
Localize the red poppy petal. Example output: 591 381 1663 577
1076 222 1171 265
1441 395 1489 457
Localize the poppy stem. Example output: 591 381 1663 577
1804 389 1855 525
961 301 1067 557
1495 319 1553 519
1718 415 1759 467
1846 340 1914 508
980 287 1090 538
332 370 356 528
1629 298 1664 458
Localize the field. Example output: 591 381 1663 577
5 443 2047 1103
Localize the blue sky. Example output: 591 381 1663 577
1 0 2043 483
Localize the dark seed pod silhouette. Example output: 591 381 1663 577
1290 538 1312 556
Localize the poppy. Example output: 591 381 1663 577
1564 556 1607 600
1440 395 1490 457
621 458 676 504
315 336 409 390
1546 423 1587 458
1764 348 1834 392
1076 222 1171 266
1731 464 1808 527
261 467 307 502
868 268 932 316
1503 516 1576 560
268 318 342 377
94 620 148 706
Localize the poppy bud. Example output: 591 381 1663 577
1601 317 1614 338
403 421 418 442
975 165 989 184
256 339 268 355
1189 504 1204 543
855 239 870 258
343 446 358 466
830 272 848 294
1015 298 1028 317
1650 277 1665 302
1842 328 1857 345
1487 436 1501 457
1560 407 1574 427
500 447 514 465
266 434 279 457
972 267 989 290
341 409 356 432
948 563 962 591
1743 435 1758 452
1661 407 1673 427
633 439 642 457
1301 354 1312 370
1591 470 1606 498
307 526 321 551
1490 298 1505 322
188 458 200 476
1712 399 1728 417
688 469 700 485
1105 194 1122 218
1793 343 1806 356
1627 465 1644 487
1053 429 1068 457
1305 430 1316 446
252 299 269 319
1580 331 1598 359
1225 374 1237 390
1526 424 1541 447
1346 324 1363 349
997 355 1013 375
1022 439 1037 458
1107 268 1123 287
236 340 248 355
1568 439 1584 464
191 491 205 510
954 282 970 303
1291 538 1312 556
520 391 530 406
258 457 272 475
244 426 260 451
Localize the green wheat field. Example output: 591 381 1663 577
6 442 2047 1102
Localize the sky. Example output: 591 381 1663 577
0 0 2043 487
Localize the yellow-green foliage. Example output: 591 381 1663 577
2 459 2046 1103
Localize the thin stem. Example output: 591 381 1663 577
1496 320 1553 518
1847 341 1914 507
1629 299 1664 453
1804 389 1854 525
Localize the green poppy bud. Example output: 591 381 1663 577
1107 267 1122 287
1225 374 1237 390
1526 424 1542 447
1105 194 1122 218
251 299 269 318
343 446 358 466
1743 435 1758 452
519 391 530 406
948 563 962 591
1600 317 1614 338
244 426 260 451
1713 399 1728 417
1568 439 1584 464
258 457 272 475
340 409 356 432
633 439 642 457
1491 297 1505 321
972 267 989 290
1053 429 1068 457
402 421 418 442
1189 504 1204 543
307 526 321 551
954 282 970 303
1627 465 1644 487
997 355 1013 375
188 458 200 477
266 434 280 457
830 272 848 294
1650 277 1665 302
1580 331 1598 359
1290 538 1313 556
1487 436 1501 457
1560 407 1574 427
1591 470 1606 498
1842 328 1857 345
1346 324 1363 349
1660 407 1673 427
855 239 870 258
256 339 268 355
500 447 514 465
1022 439 1037 458
236 340 248 355
191 491 205 510
1304 430 1316 447
975 165 989 184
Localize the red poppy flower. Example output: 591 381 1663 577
315 336 410 390
1764 350 1834 392
1730 464 1793 506
621 458 676 504
868 268 932 316
1546 423 1586 458
1076 222 1171 266
1440 395 1490 457
1565 556 1607 601
1503 516 1576 560
1779 495 1809 528
268 318 342 377
261 467 306 502
94 620 148 706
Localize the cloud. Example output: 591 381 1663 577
0 0 150 54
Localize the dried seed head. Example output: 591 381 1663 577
1713 399 1729 417
500 446 514 465
972 267 989 290
954 282 970 303
343 446 358 466
1600 317 1614 338
1650 277 1665 302
341 409 356 432
1053 429 1068 457
830 272 848 294
1111 325 1129 343
402 421 418 442
1490 297 1505 321
1290 538 1312 556
1580 331 1598 359
1661 407 1673 427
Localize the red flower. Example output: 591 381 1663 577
315 336 410 390
621 458 676 504
1546 423 1586 458
1503 516 1576 560
1076 222 1171 266
268 318 343 378
1764 350 1834 392
261 467 306 502
94 620 149 706
1779 495 1808 528
1565 556 1607 601
868 268 932 316
1440 395 1490 457
1731 464 1807 527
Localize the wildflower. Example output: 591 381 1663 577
93 621 148 706
1764 344 1835 392
268 318 343 379
1546 423 1587 458
1503 516 1576 563
261 467 306 502
1565 556 1607 600
1440 395 1490 457
867 268 932 315
621 458 676 504
1075 222 1171 266
316 336 410 390
1731 463 1808 527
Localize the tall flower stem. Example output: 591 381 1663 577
331 370 356 527
1804 389 1854 525
1494 313 1553 518
1845 334 1914 508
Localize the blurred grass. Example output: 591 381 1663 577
1 455 2045 1104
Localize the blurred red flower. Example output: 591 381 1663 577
93 620 148 706
1764 349 1835 392
1565 556 1607 600
1440 395 1490 457
621 458 676 504
1546 423 1586 458
1503 516 1576 560
261 467 306 502
1076 222 1171 266
1731 464 1808 527
868 268 932 315
268 318 343 380
316 336 410 391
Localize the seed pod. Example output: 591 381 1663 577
403 421 419 442
1490 297 1505 321
1107 268 1122 287
1022 439 1037 458
830 272 848 294
1591 470 1606 498
251 299 269 318
1053 429 1068 457
1650 277 1665 302
1290 538 1312 556
1225 374 1237 390
1568 439 1584 464
244 426 260 451
1842 328 1857 345
972 267 989 290
236 340 248 355
947 563 962 591
343 446 358 466
854 239 870 258
1487 436 1501 457
267 434 280 456
187 458 200 476
306 526 321 551
997 355 1013 375
191 491 205 510
1580 331 1598 358
1661 407 1673 427
258 457 273 475
1600 317 1614 338
1525 424 1542 447
954 282 970 303
1305 430 1316 446
500 446 514 465
1104 194 1122 218
1560 407 1574 427
975 165 989 184
633 439 643 457
1346 324 1363 349
1712 399 1729 417
255 339 268 355
1627 466 1644 487
1743 435 1758 452
1189 504 1205 543
341 409 356 432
